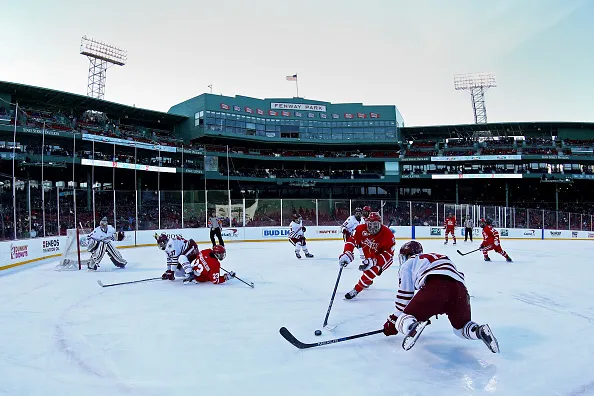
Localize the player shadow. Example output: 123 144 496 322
488 325 546 361
422 340 499 391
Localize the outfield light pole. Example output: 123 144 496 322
80 36 127 99
454 72 496 124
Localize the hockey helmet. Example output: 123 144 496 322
293 213 302 222
156 233 168 250
362 205 372 217
479 218 491 228
212 244 226 261
398 240 423 265
366 212 382 235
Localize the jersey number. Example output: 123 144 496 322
418 253 449 262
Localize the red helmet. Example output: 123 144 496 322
366 212 382 235
398 241 423 265
212 244 226 260
156 233 168 250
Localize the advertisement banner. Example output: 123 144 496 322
270 103 327 112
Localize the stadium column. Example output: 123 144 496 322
86 171 93 226
505 182 509 208
455 180 459 204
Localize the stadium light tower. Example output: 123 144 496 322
80 36 127 100
454 72 496 124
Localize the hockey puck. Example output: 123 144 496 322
314 330 322 336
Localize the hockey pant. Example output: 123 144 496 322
210 228 224 246
483 244 509 260
289 236 310 254
87 239 127 268
397 275 480 341
445 229 456 243
354 258 393 293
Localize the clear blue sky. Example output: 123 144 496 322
1 0 592 126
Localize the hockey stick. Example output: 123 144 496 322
456 248 481 256
279 326 383 349
322 266 344 330
221 266 254 288
97 277 162 288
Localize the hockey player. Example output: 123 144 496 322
479 218 512 262
340 207 365 259
361 205 372 219
382 241 500 353
339 212 395 300
86 217 126 270
156 233 200 282
289 213 314 259
444 213 457 245
187 245 235 285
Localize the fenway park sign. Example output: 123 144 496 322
270 102 326 112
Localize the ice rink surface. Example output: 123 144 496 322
1 238 594 396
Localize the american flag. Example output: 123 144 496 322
286 74 297 81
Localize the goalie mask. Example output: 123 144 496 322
212 245 226 261
366 212 382 235
100 217 108 233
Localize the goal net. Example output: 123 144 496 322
56 228 93 270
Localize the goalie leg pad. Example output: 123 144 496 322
87 239 99 253
105 241 127 268
90 241 107 265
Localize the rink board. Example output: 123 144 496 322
1 226 593 271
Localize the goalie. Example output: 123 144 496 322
85 217 127 270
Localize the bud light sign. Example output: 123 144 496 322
262 229 290 238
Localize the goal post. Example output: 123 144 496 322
56 228 93 270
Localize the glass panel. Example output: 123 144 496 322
76 189 94 230
0 183 14 240
515 208 527 228
15 179 28 239
317 199 349 226
183 190 205 228
231 199 244 227
245 198 280 227
95 189 115 229
30 183 43 238
160 191 182 229
58 188 75 235
138 190 159 230
44 187 59 237
206 190 231 227
383 201 411 226
116 191 136 231
543 210 557 229
411 202 436 226
282 199 316 226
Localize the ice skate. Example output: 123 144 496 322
484 256 491 262
506 256 513 263
476 324 500 353
304 252 314 258
344 289 358 300
444 240 448 245
182 272 195 284
295 252 302 259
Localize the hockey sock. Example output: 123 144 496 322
355 266 380 292
455 321 480 340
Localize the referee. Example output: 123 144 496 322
464 216 473 242
208 210 225 247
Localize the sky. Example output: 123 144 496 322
1 0 593 127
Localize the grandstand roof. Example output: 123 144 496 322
402 121 594 140
0 80 187 128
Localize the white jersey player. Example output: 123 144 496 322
86 217 127 270
288 213 314 259
341 207 365 259
155 233 200 283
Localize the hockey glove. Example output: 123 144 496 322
383 314 399 336
117 231 125 241
223 271 236 281
339 251 354 268
493 239 500 246
358 257 377 271
301 226 307 232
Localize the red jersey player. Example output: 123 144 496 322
382 241 499 353
339 212 395 300
444 213 457 245
361 205 372 220
188 245 236 284
479 218 512 262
